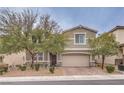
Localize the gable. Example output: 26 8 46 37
63 25 97 34
108 26 124 44
63 26 97 49
63 27 96 39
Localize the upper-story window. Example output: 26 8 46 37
74 33 86 45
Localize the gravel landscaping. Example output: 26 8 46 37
0 67 122 77
1 68 64 77
63 67 121 75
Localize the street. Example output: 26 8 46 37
1 79 124 85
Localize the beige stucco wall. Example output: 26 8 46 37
62 28 96 67
3 52 26 65
112 29 124 44
117 29 124 44
112 31 118 41
64 28 96 48
105 56 117 64
96 55 122 65
122 47 124 55
26 51 50 63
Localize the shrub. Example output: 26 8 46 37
106 64 115 73
31 64 35 69
49 66 55 74
34 63 40 71
19 65 26 71
16 65 21 70
0 64 8 74
16 65 20 67
44 63 48 68
96 63 101 67
3 67 8 72
0 68 4 75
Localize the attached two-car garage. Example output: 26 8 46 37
62 54 90 67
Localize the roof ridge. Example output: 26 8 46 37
108 25 124 33
63 25 97 33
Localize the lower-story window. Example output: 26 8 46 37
34 53 44 61
37 53 43 61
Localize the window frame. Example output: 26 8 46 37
34 52 44 62
37 53 44 61
74 32 86 45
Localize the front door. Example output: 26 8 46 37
50 53 57 66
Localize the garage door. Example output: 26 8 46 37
62 54 89 67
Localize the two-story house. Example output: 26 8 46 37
0 25 97 67
62 25 97 66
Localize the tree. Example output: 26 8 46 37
0 8 66 67
34 15 66 66
89 33 119 69
0 9 41 66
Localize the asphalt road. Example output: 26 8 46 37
1 79 124 85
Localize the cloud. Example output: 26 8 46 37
1 7 124 33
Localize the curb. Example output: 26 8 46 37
0 75 124 82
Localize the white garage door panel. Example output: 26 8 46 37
62 54 89 67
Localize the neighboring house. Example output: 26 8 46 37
96 26 124 65
0 52 26 65
0 25 97 67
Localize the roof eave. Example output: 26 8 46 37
108 26 124 33
63 25 98 34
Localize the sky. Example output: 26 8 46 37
3 7 124 34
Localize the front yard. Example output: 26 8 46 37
0 67 122 77
1 68 63 77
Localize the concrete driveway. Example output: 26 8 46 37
62 67 120 75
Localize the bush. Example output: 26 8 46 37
0 68 4 75
34 64 40 71
16 65 21 70
3 67 8 72
96 63 101 67
31 64 35 69
19 65 26 71
106 64 115 73
16 65 20 67
0 64 8 74
49 66 55 74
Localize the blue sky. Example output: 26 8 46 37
6 7 124 34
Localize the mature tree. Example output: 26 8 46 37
0 9 40 66
89 33 119 69
32 15 66 66
0 8 66 66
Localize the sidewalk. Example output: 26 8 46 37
0 75 124 82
